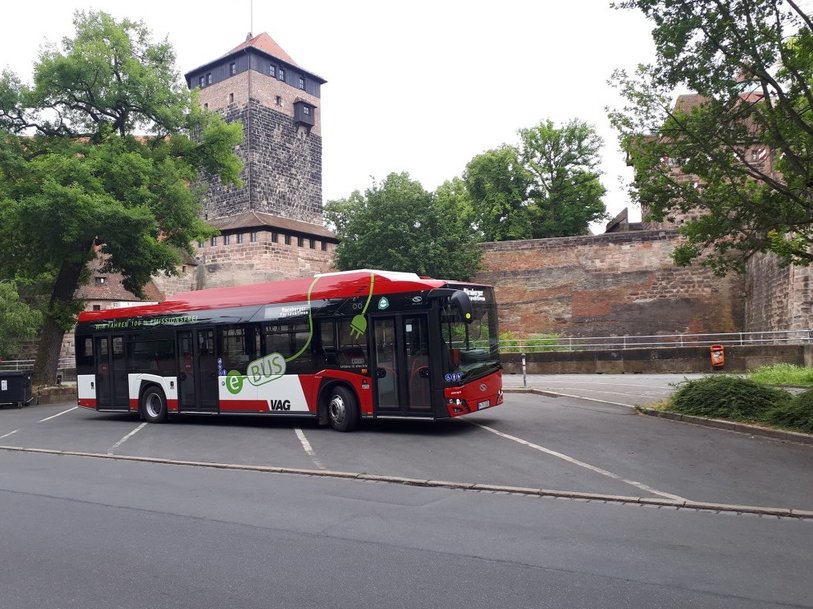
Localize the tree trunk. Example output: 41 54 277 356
33 259 86 385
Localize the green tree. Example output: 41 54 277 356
463 146 532 241
0 11 242 383
325 172 482 280
0 282 42 359
464 120 608 241
609 0 813 274
519 119 608 238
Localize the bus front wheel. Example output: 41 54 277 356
141 386 168 423
327 386 359 432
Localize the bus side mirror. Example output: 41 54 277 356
450 290 473 324
428 288 474 324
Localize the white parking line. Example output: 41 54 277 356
470 421 688 502
108 423 147 454
0 429 19 439
38 407 78 422
295 428 325 470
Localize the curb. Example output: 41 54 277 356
1 444 811 520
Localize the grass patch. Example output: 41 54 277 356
749 363 813 387
669 375 792 422
767 390 813 433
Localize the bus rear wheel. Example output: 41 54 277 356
141 386 167 423
327 386 359 432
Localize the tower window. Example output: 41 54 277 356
310 239 316 249
278 67 285 81
284 234 291 245
298 236 305 247
250 231 258 242
206 72 212 85
298 76 305 89
95 276 106 285
272 232 279 243
223 234 230 245
237 233 244 244
230 62 236 76
269 65 276 77
276 96 282 106
321 241 328 252
229 93 234 104
211 236 217 246
303 106 310 115
198 76 204 88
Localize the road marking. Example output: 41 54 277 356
38 407 78 422
0 429 19 439
107 423 147 454
295 428 326 470
515 389 639 409
469 421 688 502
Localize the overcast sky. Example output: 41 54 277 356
1 1 657 228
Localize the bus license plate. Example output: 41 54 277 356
477 399 490 410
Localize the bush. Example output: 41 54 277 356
670 376 792 421
749 363 813 387
767 390 813 433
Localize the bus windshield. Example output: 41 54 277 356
441 286 500 382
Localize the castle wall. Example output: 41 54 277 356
192 228 335 291
745 252 813 332
198 72 323 223
476 230 745 338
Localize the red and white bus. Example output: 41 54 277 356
75 270 502 431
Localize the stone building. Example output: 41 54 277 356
182 32 337 288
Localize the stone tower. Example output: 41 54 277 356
185 32 326 224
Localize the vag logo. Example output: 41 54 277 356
269 399 292 411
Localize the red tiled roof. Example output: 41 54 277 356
227 32 298 67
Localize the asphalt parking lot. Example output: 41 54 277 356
2 380 812 513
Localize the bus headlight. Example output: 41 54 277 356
446 397 470 415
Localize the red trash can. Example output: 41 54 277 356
710 344 725 368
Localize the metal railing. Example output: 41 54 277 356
3 329 811 364
499 330 813 353
0 358 75 383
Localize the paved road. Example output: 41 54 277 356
503 372 708 406
1 387 812 608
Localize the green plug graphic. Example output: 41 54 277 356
350 273 375 338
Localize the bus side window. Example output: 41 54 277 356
220 325 255 374
262 322 313 373
319 320 338 366
337 319 367 369
76 336 94 375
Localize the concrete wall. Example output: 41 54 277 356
476 230 745 338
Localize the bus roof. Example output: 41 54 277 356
77 269 468 322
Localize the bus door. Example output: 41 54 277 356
94 335 129 411
371 314 433 415
176 328 219 413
